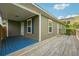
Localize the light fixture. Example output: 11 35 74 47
15 15 19 17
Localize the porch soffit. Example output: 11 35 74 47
0 3 36 21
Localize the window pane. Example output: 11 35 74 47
49 27 52 32
28 27 31 32
28 20 31 26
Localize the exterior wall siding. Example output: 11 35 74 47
8 20 21 36
41 15 58 40
59 24 66 35
24 15 39 40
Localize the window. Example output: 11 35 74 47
0 16 3 26
48 19 53 33
27 19 32 33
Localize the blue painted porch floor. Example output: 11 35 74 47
0 36 38 56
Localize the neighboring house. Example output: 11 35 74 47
61 16 79 35
61 17 74 25
0 3 65 41
61 16 79 25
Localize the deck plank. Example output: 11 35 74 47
8 35 79 56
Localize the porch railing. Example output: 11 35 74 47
0 25 2 40
76 29 79 40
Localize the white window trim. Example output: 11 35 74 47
57 24 59 34
48 19 53 34
0 16 3 26
27 18 32 34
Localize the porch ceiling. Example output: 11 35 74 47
0 3 36 21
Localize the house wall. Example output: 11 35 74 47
59 24 66 35
41 15 58 40
24 15 39 40
8 20 21 36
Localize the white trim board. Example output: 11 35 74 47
0 16 3 26
39 14 41 42
57 24 59 34
12 3 40 15
21 22 24 35
6 19 8 37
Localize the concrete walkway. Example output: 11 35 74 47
8 35 79 56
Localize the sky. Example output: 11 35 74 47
37 3 79 19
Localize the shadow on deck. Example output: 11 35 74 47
0 36 38 56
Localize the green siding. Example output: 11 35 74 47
24 15 39 40
8 20 21 36
59 24 66 35
41 15 58 40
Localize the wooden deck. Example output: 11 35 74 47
8 35 79 56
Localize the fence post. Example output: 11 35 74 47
76 29 79 40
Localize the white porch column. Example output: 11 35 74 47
21 22 24 36
57 24 59 34
6 19 8 37
39 14 41 42
0 16 3 26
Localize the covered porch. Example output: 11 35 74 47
0 36 38 56
0 3 40 55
